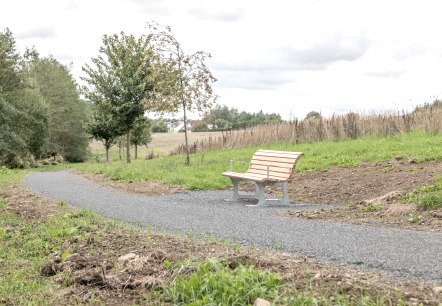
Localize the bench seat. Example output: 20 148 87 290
222 150 304 206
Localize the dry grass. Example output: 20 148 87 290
89 131 225 158
170 107 442 154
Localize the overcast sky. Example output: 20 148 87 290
2 0 442 119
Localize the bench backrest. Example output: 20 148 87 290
247 150 304 181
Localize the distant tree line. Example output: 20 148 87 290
203 105 283 130
0 29 89 168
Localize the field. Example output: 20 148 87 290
89 131 225 158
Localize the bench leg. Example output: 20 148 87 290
231 178 240 200
282 182 289 205
255 182 267 206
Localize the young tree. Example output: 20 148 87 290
82 32 155 163
145 23 217 165
130 117 152 159
88 102 123 162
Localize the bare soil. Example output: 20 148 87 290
284 159 442 232
2 186 442 305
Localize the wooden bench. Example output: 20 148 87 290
222 150 304 206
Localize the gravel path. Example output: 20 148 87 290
24 170 442 284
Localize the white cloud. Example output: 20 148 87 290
1 0 442 120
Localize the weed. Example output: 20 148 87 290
407 214 422 223
273 238 281 252
382 166 394 173
58 201 67 206
403 176 442 210
156 259 283 305
362 204 380 212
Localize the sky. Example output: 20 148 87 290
2 0 442 119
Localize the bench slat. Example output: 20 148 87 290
252 156 298 164
255 151 303 159
247 169 291 179
257 150 303 156
222 171 285 182
248 164 292 173
250 159 295 168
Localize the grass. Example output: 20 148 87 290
0 204 99 304
155 258 284 305
0 166 28 187
404 176 442 210
75 130 442 190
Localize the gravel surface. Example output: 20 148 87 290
24 170 442 284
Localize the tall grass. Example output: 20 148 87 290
75 130 442 190
171 106 442 155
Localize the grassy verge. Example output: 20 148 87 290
404 176 442 210
75 130 442 190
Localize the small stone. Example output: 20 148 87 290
433 286 442 293
117 252 137 268
253 298 271 306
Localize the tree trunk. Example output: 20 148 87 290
126 130 131 163
135 144 138 159
183 104 190 166
105 146 109 162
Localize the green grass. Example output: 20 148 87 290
404 176 442 210
0 166 28 187
156 258 284 305
154 258 400 306
0 202 100 304
74 130 442 190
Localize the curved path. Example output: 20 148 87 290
24 171 442 284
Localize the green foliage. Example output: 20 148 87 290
88 102 124 161
31 57 89 162
0 30 50 167
205 104 283 130
75 130 442 190
130 117 152 159
214 118 231 129
362 204 379 212
404 176 442 210
82 32 155 163
151 120 169 133
157 259 283 305
305 111 322 120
